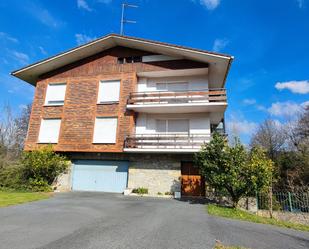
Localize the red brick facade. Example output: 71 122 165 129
25 46 207 152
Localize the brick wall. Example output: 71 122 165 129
25 46 207 152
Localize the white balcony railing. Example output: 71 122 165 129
127 88 226 105
124 133 212 150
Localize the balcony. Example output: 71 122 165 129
126 88 227 113
123 133 211 153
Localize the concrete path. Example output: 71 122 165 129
0 192 308 249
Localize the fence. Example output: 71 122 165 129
257 192 309 213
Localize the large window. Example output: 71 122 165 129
44 83 66 105
93 117 118 143
156 119 189 133
38 119 61 143
156 82 188 91
97 80 121 103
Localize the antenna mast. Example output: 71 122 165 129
120 3 138 36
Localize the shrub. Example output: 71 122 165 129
20 146 69 188
0 165 25 190
164 191 173 195
157 192 163 195
132 187 148 195
0 146 69 192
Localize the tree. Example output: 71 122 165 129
195 133 273 208
250 119 286 160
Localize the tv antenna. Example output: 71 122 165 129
120 3 138 36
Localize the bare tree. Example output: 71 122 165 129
0 103 32 164
250 119 286 160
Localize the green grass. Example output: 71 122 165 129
0 190 51 207
207 204 309 232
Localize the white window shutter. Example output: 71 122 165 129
168 119 189 133
98 80 120 103
156 120 167 133
38 119 61 143
93 117 118 143
45 84 66 105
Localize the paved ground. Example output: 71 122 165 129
0 192 308 249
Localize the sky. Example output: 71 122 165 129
0 0 308 143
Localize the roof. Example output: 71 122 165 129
11 33 233 86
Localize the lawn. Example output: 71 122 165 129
0 190 51 207
207 204 309 232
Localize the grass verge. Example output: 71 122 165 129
0 190 51 207
207 204 309 232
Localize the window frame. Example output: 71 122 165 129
155 119 190 134
97 80 121 104
44 83 67 106
37 118 62 144
93 117 118 144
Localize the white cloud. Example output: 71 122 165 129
227 114 258 136
199 0 221 10
75 34 96 45
24 3 64 28
39 46 48 55
275 80 309 94
212 38 229 52
11 51 29 65
77 0 93 11
0 32 18 43
268 101 309 117
243 98 256 105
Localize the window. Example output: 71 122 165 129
93 117 118 143
117 56 142 64
156 119 189 133
38 119 61 143
156 82 188 91
44 83 66 105
97 80 120 103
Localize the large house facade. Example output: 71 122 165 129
12 34 233 197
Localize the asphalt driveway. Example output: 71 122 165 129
0 192 308 249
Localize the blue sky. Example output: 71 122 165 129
0 0 308 143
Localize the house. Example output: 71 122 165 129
12 34 233 197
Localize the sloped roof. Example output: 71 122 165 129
11 34 233 86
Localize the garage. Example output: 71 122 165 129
72 160 129 193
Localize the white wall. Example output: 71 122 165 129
137 75 208 92
135 113 210 135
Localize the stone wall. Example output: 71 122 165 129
52 163 72 192
257 210 309 226
128 154 182 195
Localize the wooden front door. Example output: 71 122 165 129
181 162 205 197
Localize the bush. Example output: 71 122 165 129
0 146 69 192
0 165 25 190
132 187 148 195
21 146 69 188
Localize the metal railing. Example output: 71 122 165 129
257 191 309 213
127 88 227 105
124 133 212 149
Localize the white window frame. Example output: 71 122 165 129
38 118 61 144
97 80 121 104
93 117 118 144
156 82 188 92
44 83 67 106
156 119 189 134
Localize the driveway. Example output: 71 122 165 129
0 192 308 249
